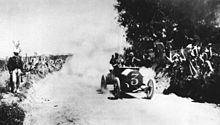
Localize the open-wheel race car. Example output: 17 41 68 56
101 67 155 99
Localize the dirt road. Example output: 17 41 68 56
22 57 220 125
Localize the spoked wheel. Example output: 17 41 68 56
113 77 121 99
101 75 107 91
145 79 154 99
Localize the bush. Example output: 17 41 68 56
0 104 25 125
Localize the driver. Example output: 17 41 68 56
125 52 140 67
7 48 23 93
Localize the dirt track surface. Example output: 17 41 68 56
21 58 220 125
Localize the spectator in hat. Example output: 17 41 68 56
7 48 23 93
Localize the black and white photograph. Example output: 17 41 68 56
0 0 220 125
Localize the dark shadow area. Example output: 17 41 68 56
0 104 25 125
107 97 119 100
108 91 136 100
0 86 7 93
163 75 220 104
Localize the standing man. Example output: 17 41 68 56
7 43 23 93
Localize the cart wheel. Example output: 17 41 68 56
101 75 107 91
145 79 154 99
113 77 121 99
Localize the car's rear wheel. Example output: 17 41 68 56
101 75 107 91
113 77 121 99
145 79 154 99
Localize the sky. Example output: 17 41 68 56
0 0 126 57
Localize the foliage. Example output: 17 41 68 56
115 0 220 51
0 104 25 125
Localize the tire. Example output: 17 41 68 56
101 75 107 91
113 77 121 99
145 79 154 99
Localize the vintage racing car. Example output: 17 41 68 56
101 67 154 99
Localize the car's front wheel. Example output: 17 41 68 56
113 77 121 99
145 79 154 99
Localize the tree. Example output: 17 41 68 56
115 0 220 51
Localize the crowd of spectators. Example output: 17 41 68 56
110 37 220 81
22 55 68 77
166 43 217 79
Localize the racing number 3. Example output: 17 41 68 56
131 72 139 86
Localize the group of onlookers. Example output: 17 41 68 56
22 55 66 76
165 42 217 80
110 38 218 81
